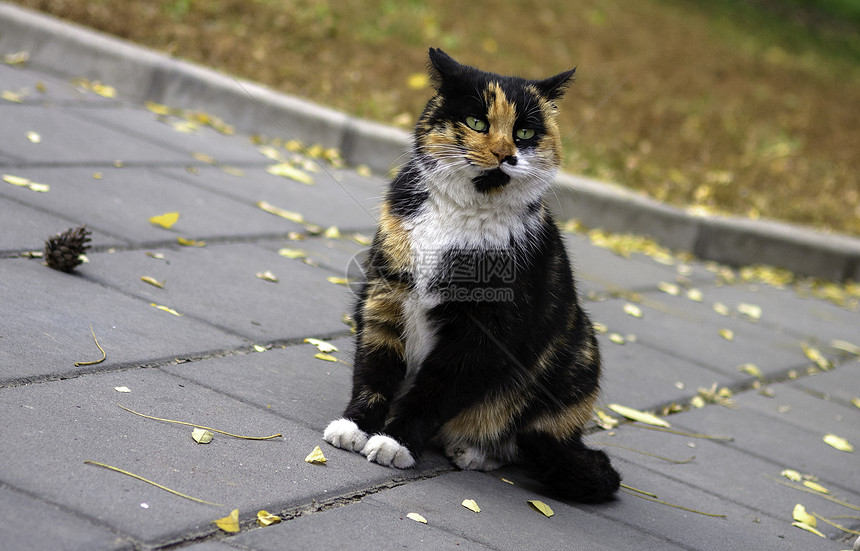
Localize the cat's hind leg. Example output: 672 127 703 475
517 431 620 503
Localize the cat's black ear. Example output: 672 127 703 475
427 47 466 90
534 68 576 101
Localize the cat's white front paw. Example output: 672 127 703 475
361 434 416 469
323 418 368 452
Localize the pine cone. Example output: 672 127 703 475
44 226 92 272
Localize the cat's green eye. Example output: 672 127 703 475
466 116 488 132
516 128 536 140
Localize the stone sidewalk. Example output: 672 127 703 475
1 4 859 550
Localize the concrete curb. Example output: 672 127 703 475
1 2 858 281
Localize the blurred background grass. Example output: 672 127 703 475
11 0 860 236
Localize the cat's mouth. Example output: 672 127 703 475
472 168 511 193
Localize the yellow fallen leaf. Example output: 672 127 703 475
737 303 762 321
793 503 816 526
314 353 338 362
323 226 341 239
192 151 216 164
140 276 164 289
406 512 427 524
151 303 182 316
213 509 240 533
657 282 680 296
305 338 338 353
91 82 116 98
527 500 554 518
500 478 514 485
192 428 214 444
1 90 24 102
356 164 372 178
26 131 41 143
823 434 853 453
686 288 703 302
718 328 735 341
114 386 131 393
737 363 762 378
802 344 832 370
852 397 860 410
461 499 481 513
177 237 206 247
623 303 643 318
803 480 830 494
781 469 803 482
149 212 180 229
831 340 860 356
304 445 327 464
352 233 373 246
608 333 625 345
791 521 826 538
253 345 267 353
145 101 172 115
3 174 31 187
713 302 730 316
595 409 620 429
257 510 281 526
266 163 314 185
27 182 49 193
327 276 350 286
607 403 671 428
256 270 279 283
278 248 307 259
257 201 305 224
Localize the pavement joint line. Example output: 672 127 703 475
2 1 859 281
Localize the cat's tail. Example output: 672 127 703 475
517 431 621 503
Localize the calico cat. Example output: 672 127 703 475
323 48 620 503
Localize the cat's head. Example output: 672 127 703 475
415 48 575 201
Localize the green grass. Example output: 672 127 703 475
10 0 860 236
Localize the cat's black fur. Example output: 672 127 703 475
323 48 620 503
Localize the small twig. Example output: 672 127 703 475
620 483 658 498
767 476 860 512
812 512 860 536
117 404 282 440
84 460 223 506
595 442 695 464
74 325 106 366
621 487 727 518
631 423 734 441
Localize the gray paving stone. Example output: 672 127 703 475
0 368 434 548
160 164 383 233
0 166 304 245
82 242 353 342
67 104 272 165
0 257 245 385
0 104 187 164
162 339 356 433
254 235 368 280
588 418 859 538
588 295 806 379
656 402 860 499
0 62 118 104
581 455 846 550
0 485 133 551
0 195 122 253
796 359 860 405
366 470 689 551
231 494 495 551
597 336 742 411
696 282 860 345
732 379 860 456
